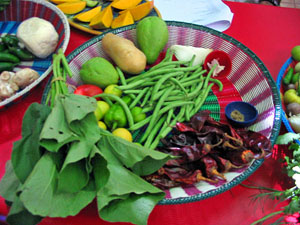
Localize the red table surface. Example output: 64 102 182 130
1 2 300 225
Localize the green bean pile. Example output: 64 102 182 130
117 50 223 149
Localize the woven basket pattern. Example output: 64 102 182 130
0 0 70 109
42 21 281 204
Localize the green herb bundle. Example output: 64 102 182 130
0 50 173 225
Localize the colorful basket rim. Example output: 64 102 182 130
0 0 70 108
41 21 282 205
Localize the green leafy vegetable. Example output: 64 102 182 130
6 196 43 225
11 103 51 183
98 128 174 176
95 143 165 225
19 152 96 217
0 93 173 225
0 161 21 202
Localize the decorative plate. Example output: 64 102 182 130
42 21 281 204
49 0 160 35
0 0 70 109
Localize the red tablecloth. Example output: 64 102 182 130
1 2 300 225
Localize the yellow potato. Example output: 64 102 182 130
102 33 146 74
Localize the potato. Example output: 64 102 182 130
102 33 146 74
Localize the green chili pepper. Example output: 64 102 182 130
1 34 19 47
0 43 6 52
131 106 146 123
0 62 15 72
0 52 20 63
292 72 300 85
8 47 34 61
283 67 294 85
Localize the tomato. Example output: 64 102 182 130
74 84 103 99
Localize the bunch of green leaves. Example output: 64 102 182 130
0 93 174 225
249 133 300 225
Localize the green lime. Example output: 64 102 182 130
98 121 107 130
94 100 110 120
291 46 300 61
104 84 122 97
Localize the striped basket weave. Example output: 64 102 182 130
42 21 281 204
0 0 70 109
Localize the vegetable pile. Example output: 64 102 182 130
145 110 272 189
281 45 300 133
0 34 34 73
0 50 173 225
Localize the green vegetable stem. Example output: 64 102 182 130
45 48 73 108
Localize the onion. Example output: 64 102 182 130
170 45 213 66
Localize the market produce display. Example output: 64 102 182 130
0 17 281 225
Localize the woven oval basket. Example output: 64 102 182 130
0 0 70 109
42 21 281 204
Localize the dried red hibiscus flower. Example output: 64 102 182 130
144 110 272 189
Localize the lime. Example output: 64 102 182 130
94 101 110 120
112 128 133 142
291 46 300 61
98 121 107 130
104 84 122 97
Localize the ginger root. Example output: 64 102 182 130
0 68 39 101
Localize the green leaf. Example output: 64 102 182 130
56 109 101 193
61 94 97 130
40 97 78 152
6 195 43 225
96 144 165 225
98 128 173 176
275 132 300 145
57 159 89 193
11 103 51 183
19 152 96 217
0 160 21 202
98 193 163 225
91 147 109 192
